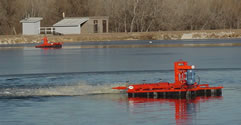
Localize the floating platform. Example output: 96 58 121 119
35 37 62 48
113 60 223 99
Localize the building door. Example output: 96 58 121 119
103 20 107 33
94 20 98 33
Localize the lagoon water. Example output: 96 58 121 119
0 40 241 125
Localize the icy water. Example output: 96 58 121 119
0 41 241 125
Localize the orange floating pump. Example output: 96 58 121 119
35 37 62 48
112 60 223 98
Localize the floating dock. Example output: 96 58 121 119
113 60 223 99
35 37 62 48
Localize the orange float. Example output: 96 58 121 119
35 37 62 48
113 60 223 98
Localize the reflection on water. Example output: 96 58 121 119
125 96 222 125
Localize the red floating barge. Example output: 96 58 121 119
35 37 62 48
113 60 223 98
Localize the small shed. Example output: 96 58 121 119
20 17 43 35
53 17 89 34
53 16 109 34
81 16 109 33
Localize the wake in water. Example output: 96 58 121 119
1 68 240 98
0 83 125 98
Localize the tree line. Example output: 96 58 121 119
0 0 241 35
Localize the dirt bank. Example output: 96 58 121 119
0 29 241 45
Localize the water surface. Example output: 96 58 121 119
0 41 241 125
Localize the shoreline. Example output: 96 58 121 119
1 43 241 49
0 29 241 48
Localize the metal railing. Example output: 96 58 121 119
40 27 55 34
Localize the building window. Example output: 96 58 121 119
103 20 107 33
94 20 98 33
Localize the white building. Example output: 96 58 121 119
20 17 43 35
53 17 89 34
53 17 109 35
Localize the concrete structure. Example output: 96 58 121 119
20 17 43 35
53 16 109 34
81 16 109 33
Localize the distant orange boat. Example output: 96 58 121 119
35 37 62 48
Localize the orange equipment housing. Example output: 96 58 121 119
35 37 62 48
112 60 223 98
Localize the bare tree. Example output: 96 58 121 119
1 0 241 34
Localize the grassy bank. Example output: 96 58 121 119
62 43 241 49
0 29 241 45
